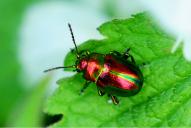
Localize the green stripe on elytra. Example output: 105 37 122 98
95 67 108 83
110 70 140 84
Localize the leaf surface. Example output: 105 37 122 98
44 13 191 127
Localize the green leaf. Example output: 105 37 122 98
0 0 38 126
44 13 191 127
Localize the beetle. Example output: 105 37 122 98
44 23 144 105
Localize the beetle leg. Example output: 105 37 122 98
124 48 131 55
79 81 91 95
129 55 136 64
123 54 136 64
111 95 119 105
123 48 136 64
97 89 105 96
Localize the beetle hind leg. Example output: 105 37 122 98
111 95 119 105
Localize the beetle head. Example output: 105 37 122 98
76 58 88 72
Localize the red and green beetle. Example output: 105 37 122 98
45 24 144 105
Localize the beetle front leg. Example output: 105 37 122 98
79 81 91 95
78 50 90 57
111 95 119 105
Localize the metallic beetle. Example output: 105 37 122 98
45 24 144 105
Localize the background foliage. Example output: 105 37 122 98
0 0 36 125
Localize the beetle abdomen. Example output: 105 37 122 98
96 54 143 96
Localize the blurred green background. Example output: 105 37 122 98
0 0 144 126
0 0 36 126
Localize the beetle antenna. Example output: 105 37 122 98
44 65 75 73
68 23 80 59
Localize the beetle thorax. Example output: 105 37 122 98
77 56 103 82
